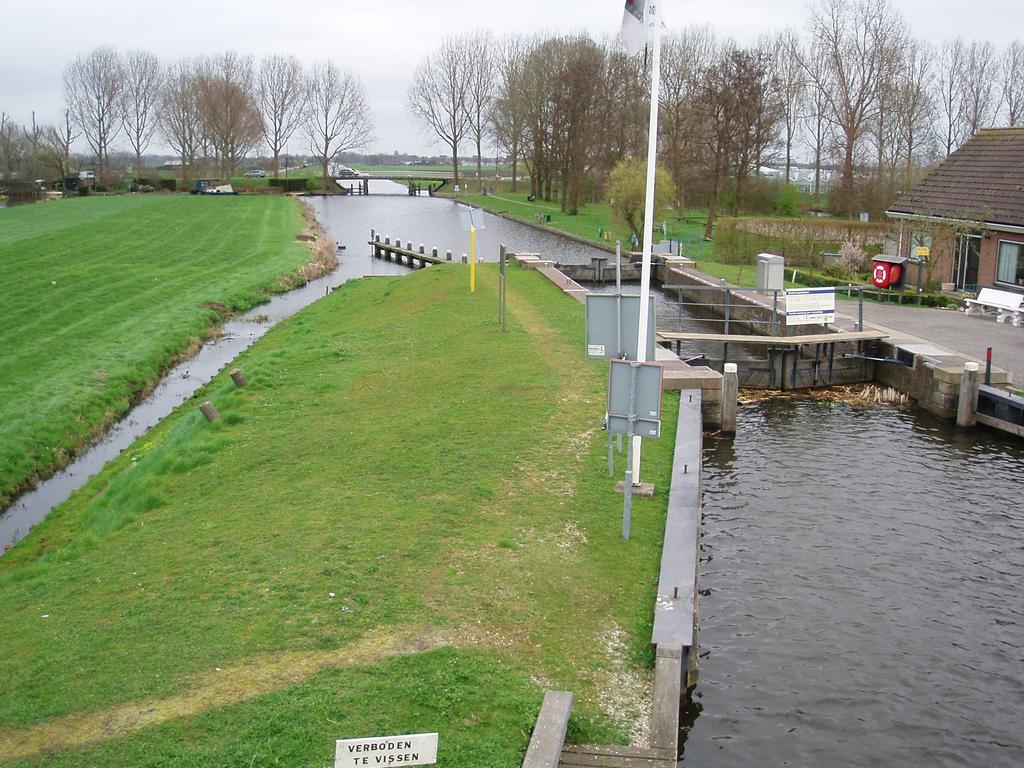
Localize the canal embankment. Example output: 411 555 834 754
0 263 678 767
0 195 329 518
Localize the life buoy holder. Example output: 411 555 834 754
872 262 890 288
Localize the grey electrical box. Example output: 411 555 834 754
757 253 785 291
585 293 656 360
606 359 664 438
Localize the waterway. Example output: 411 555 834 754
0 182 621 551
4 187 1022 767
684 399 1024 767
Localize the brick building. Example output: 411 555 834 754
887 128 1024 294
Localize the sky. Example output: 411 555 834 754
2 0 1022 157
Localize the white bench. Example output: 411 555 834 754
964 288 1024 327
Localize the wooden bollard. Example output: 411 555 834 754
957 362 980 428
432 247 438 259
446 250 452 261
200 401 220 422
721 363 738 434
230 368 248 388
461 253 468 264
419 244 425 254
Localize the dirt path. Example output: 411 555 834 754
0 626 457 763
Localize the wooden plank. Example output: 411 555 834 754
656 330 887 345
559 748 675 768
651 648 683 751
561 745 675 760
522 691 573 768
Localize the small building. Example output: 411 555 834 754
887 128 1024 294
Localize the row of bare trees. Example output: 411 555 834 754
406 0 1023 225
2 47 373 188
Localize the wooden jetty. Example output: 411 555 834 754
368 231 453 268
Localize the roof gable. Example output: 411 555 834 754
887 128 1024 227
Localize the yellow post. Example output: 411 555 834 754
470 225 476 293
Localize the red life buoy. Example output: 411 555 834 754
872 262 890 288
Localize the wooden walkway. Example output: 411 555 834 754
559 744 676 767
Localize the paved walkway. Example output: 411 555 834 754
836 298 1024 383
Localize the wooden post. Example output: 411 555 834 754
446 250 452 261
957 362 980 428
722 363 738 434
199 401 219 422
432 247 438 260
230 368 248 388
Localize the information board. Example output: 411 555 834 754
335 733 438 767
585 293 656 360
785 287 836 326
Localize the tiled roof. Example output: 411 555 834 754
887 128 1024 227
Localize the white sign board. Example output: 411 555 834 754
785 287 836 326
335 733 438 767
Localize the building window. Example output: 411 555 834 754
996 241 1024 287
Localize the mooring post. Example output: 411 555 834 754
722 363 738 434
229 368 248 388
461 253 468 264
446 250 452 261
957 362 980 429
199 401 219 422
432 247 438 260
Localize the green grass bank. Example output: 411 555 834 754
0 264 676 767
0 195 318 511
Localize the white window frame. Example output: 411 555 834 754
995 239 1024 288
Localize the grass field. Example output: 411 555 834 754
0 264 676 766
0 195 317 510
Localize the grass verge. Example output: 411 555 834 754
0 195 321 511
0 264 676 766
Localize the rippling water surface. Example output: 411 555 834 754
684 400 1024 767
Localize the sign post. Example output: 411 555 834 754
785 287 836 326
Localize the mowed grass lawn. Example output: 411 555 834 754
0 195 315 510
0 265 677 767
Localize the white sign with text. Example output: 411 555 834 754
335 733 438 767
785 287 836 326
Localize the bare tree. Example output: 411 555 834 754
258 54 307 178
464 31 497 192
39 111 81 184
960 40 999 138
490 35 530 193
304 61 373 190
119 50 163 181
660 26 716 211
0 111 25 181
196 52 263 180
868 24 908 209
773 29 807 184
63 46 123 178
160 59 203 184
895 39 935 189
807 0 904 215
1002 40 1024 126
408 37 472 188
800 40 832 197
937 38 967 155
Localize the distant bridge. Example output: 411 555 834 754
335 174 452 197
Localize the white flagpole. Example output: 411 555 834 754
632 5 662 485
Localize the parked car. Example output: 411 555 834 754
244 169 267 178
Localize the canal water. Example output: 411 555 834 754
685 399 1024 767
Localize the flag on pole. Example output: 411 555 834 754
620 0 647 55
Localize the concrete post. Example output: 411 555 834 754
721 363 738 434
957 362 980 428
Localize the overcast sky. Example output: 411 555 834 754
2 0 1021 157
